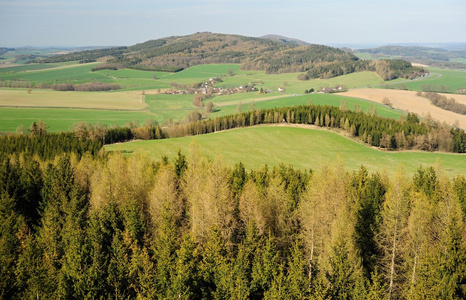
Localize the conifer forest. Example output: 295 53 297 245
1 131 465 299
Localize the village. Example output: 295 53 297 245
167 77 289 97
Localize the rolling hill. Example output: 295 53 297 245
34 32 424 80
105 125 466 177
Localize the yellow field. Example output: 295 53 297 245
0 89 147 110
341 88 466 129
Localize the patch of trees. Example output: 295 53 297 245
52 82 121 91
0 127 102 160
420 84 451 93
418 91 466 115
0 47 14 55
373 59 426 80
127 65 184 72
0 79 33 88
298 59 425 81
35 46 128 64
90 64 119 71
0 147 465 299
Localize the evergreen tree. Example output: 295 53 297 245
250 234 280 298
0 194 25 299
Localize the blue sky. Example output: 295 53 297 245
0 0 465 47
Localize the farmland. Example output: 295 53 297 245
105 125 466 177
0 60 465 133
341 88 466 129
0 62 405 132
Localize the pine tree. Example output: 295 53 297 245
286 241 310 299
170 233 202 299
0 194 25 299
250 234 280 298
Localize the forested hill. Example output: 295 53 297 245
35 32 425 80
356 45 466 69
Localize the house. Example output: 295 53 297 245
278 87 285 92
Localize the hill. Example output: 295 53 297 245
355 45 466 69
105 125 466 177
34 32 424 80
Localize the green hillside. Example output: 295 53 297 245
105 126 466 177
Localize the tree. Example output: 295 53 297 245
186 110 202 123
299 162 350 284
0 194 26 299
340 100 348 111
250 235 280 298
382 97 392 107
237 102 243 114
377 167 410 299
352 167 386 279
205 101 214 114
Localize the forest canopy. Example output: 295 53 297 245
0 145 465 299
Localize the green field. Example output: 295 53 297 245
208 93 402 120
105 126 466 177
0 107 155 132
1 62 463 133
400 68 466 92
0 92 401 132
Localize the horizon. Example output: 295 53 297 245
1 0 465 48
3 35 466 51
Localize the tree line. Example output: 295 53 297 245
163 104 466 153
52 82 121 92
297 59 425 81
0 146 465 299
418 91 466 115
6 103 466 154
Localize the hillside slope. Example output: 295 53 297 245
36 32 424 80
105 125 466 176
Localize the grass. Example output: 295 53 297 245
400 68 466 92
105 125 466 177
0 107 155 132
0 91 401 132
209 93 403 120
0 62 458 132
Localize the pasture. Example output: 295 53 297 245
105 125 466 177
400 68 466 93
0 107 155 133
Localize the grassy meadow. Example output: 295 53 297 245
0 107 155 132
400 68 466 92
105 125 466 177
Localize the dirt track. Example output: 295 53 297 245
341 88 466 129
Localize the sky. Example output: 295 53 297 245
0 0 465 47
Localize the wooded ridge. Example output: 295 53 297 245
34 32 425 80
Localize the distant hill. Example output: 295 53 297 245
34 32 424 80
355 45 466 69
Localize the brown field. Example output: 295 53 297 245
341 88 466 129
0 89 147 110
